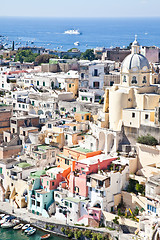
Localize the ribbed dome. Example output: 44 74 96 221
121 53 150 71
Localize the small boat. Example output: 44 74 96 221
1 219 19 229
22 223 30 230
41 233 51 239
0 214 5 219
27 228 36 236
24 226 34 233
13 223 24 230
74 41 79 46
0 215 10 225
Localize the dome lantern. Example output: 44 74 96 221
131 35 140 54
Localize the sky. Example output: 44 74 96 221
0 0 160 18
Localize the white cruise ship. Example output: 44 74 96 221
64 30 81 35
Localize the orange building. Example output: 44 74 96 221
56 145 101 171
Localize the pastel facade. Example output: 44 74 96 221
69 154 117 197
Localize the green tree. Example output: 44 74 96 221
84 229 92 239
35 54 58 65
127 178 137 193
135 183 145 195
68 48 79 52
137 134 158 146
14 49 38 63
74 230 82 239
80 49 96 61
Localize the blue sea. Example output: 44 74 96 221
0 17 160 51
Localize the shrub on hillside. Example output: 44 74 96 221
137 134 158 146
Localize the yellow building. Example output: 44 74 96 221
75 111 91 123
66 78 79 98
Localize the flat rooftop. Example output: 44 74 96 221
90 173 109 181
11 115 39 120
149 175 160 185
78 154 112 166
67 146 93 154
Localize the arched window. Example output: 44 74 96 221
142 76 147 84
131 76 137 84
123 75 127 82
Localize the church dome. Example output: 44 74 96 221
121 53 150 71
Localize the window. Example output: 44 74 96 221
81 73 84 79
59 83 61 88
37 201 40 207
65 159 69 165
57 158 60 162
37 81 39 86
37 193 40 197
41 179 43 183
2 84 4 88
65 135 68 140
32 200 35 205
69 84 71 88
82 97 84 100
13 103 15 108
47 181 49 186
43 82 45 86
75 186 79 192
82 116 84 120
86 115 89 120
90 187 92 191
142 76 147 84
0 167 2 174
145 114 149 120
22 105 25 109
65 201 68 206
48 124 52 128
73 126 76 131
70 203 72 208
93 82 99 88
52 182 54 186
131 76 137 84
94 69 98 76
123 75 127 82
132 112 135 118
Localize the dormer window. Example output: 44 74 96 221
123 75 127 82
142 76 147 84
131 76 137 84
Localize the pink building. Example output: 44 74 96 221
69 155 117 197
40 167 64 191
78 207 102 227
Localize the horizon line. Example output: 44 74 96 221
0 16 160 19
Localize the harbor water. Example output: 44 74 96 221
0 227 66 240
